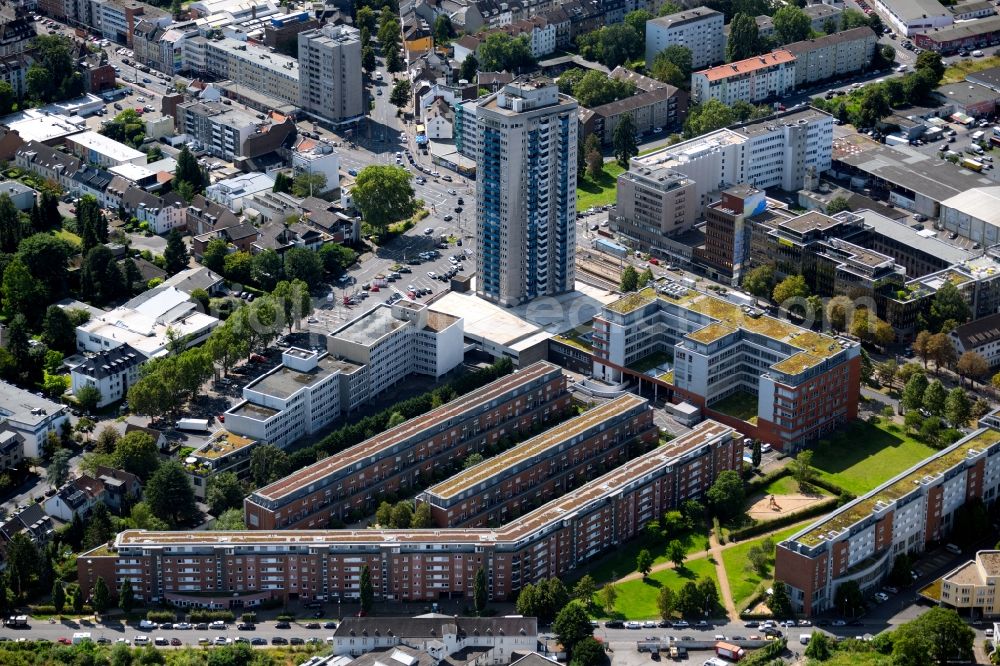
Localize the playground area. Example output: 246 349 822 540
746 492 829 522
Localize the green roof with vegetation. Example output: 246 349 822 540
796 429 1000 547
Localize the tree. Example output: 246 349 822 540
2 256 43 325
657 586 676 621
27 35 83 103
70 583 83 612
574 575 597 606
113 431 160 480
479 32 535 72
201 238 230 276
250 249 282 291
52 580 66 614
613 113 638 167
684 99 737 138
928 280 970 331
748 439 761 468
636 549 654 577
163 230 189 275
412 502 433 528
18 233 72 302
174 144 206 195
916 50 945 82
6 532 38 598
433 14 454 44
362 45 377 74
566 70 635 108
282 248 323 289
474 567 487 614
224 251 253 284
91 576 110 614
359 565 374 613
145 460 199 527
877 359 898 389
667 539 686 568
792 450 814 490
46 448 71 489
100 109 146 148
318 243 358 275
834 579 865 617
385 47 403 73
206 472 245 516
773 5 812 44
913 330 932 368
390 502 412 529
706 470 744 520
653 45 693 83
927 332 957 371
742 264 775 298
84 501 114 549
767 581 793 617
773 274 809 306
272 171 293 194
898 607 973 666
856 85 891 128
727 13 764 61
352 165 416 231
921 380 946 417
598 582 618 612
81 246 126 306
956 351 989 387
620 265 639 292
676 581 702 617
553 602 592 656
249 444 290 486
585 136 603 179
804 631 831 660
826 196 852 214
459 53 478 82
39 305 75 355
119 579 135 613
638 268 654 288
972 397 991 421
570 637 604 666
576 24 642 69
214 508 246 530
902 372 929 412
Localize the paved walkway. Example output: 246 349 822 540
610 517 818 620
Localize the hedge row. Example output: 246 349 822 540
806 475 851 499
29 605 94 615
728 496 839 542
146 610 176 623
188 610 235 623
745 467 792 496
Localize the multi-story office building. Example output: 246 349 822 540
184 430 261 501
697 184 776 283
87 0 151 46
783 27 877 87
776 424 1000 615
243 361 572 530
939 550 1000 618
297 24 364 124
69 344 145 409
224 348 349 449
78 420 738 607
614 166 699 250
592 284 861 450
627 107 834 211
644 8 724 70
327 301 464 400
476 80 577 306
417 394 657 528
692 50 797 106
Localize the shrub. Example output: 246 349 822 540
146 610 176 623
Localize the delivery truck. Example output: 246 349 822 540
176 418 210 432
715 642 745 661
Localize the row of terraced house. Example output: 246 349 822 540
77 419 739 607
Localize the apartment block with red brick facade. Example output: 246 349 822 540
591 284 861 451
416 393 657 528
243 362 572 531
776 425 1000 616
78 420 738 608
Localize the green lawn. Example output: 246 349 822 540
810 421 936 495
721 524 803 611
758 475 823 497
942 55 1000 84
596 556 721 620
709 391 759 423
581 524 710 585
576 162 624 212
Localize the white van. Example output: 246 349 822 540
134 636 150 646
799 634 811 645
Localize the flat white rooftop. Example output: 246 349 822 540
68 131 146 163
1 109 87 143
